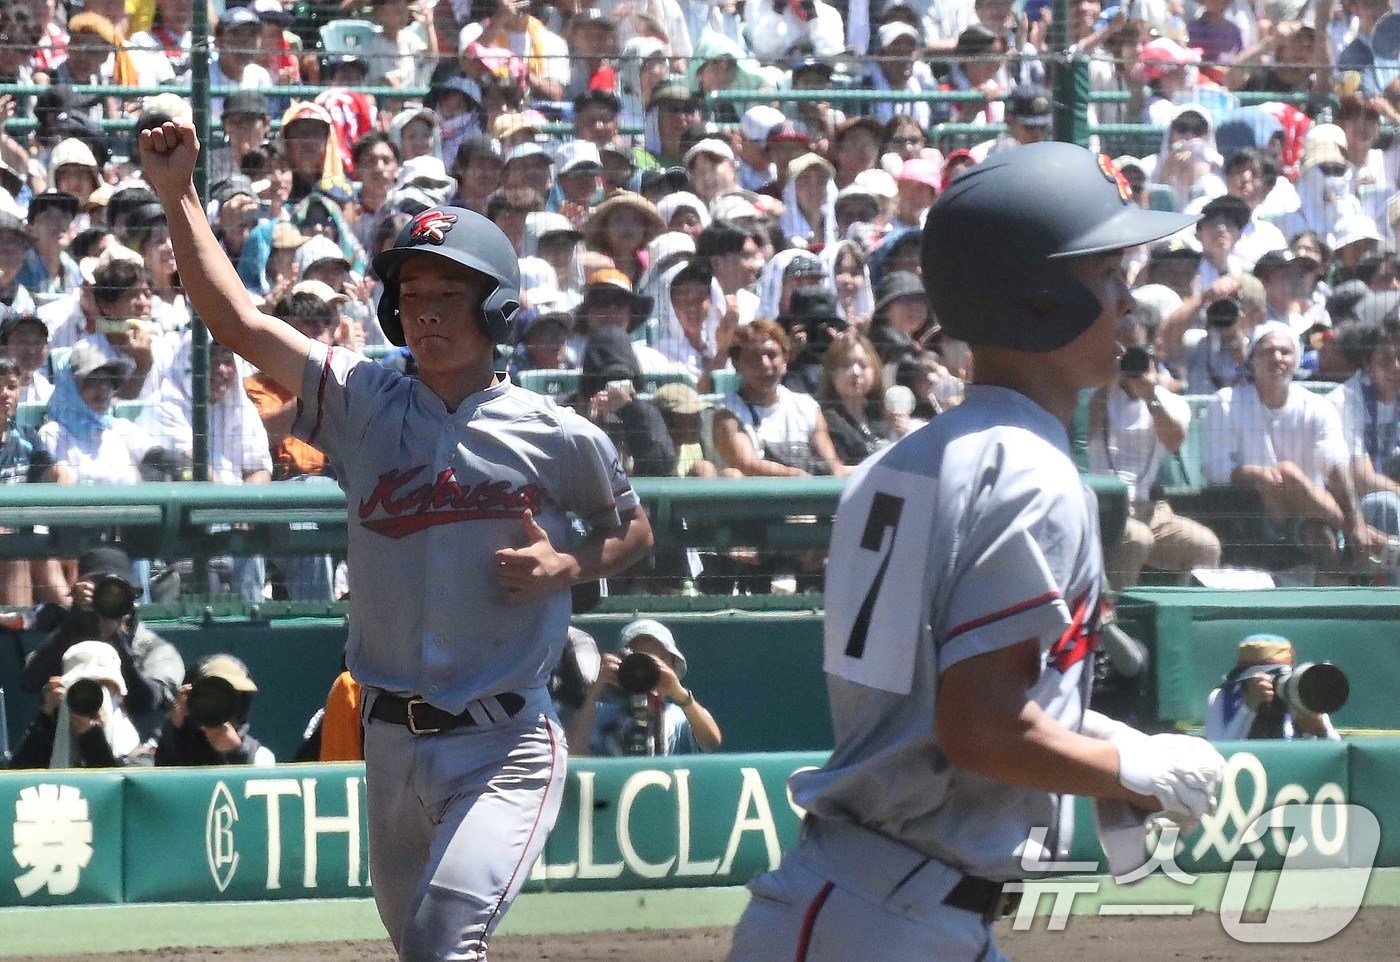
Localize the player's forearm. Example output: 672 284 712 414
942 701 1156 808
564 507 654 584
162 185 269 357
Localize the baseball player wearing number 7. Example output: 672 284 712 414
139 122 654 962
727 143 1228 962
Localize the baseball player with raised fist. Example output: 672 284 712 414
140 122 654 961
727 143 1227 962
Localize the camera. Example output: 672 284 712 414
617 651 660 695
90 575 136 621
1119 345 1153 377
617 651 660 756
1206 298 1241 328
187 675 241 728
66 677 106 719
1248 662 1349 738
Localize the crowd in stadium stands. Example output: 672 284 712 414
0 0 1396 606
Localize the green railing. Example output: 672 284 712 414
0 475 1130 563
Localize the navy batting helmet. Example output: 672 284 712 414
372 206 522 347
922 142 1197 353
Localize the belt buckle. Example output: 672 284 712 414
405 698 442 736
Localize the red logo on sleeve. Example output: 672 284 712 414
1048 591 1101 672
409 210 458 245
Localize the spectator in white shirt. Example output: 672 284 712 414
367 0 438 89
744 0 845 63
64 256 175 405
1089 316 1221 588
0 313 53 406
465 0 569 102
1195 194 1253 290
1327 313 1400 576
209 8 271 115
651 259 739 392
858 22 935 128
1203 321 1385 573
39 342 158 485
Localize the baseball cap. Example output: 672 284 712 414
740 106 785 143
78 546 132 582
1149 238 1202 263
1140 37 1201 81
682 138 735 167
69 340 134 383
1302 135 1346 171
854 168 898 200
250 0 292 26
1006 84 1053 126
787 152 835 182
877 21 920 49
765 121 813 148
1252 249 1307 278
875 270 925 312
60 641 127 699
896 157 941 191
784 251 825 280
50 137 99 172
1237 633 1294 666
199 655 259 693
493 112 543 141
555 140 603 176
217 6 261 29
295 236 352 275
619 618 688 679
289 279 348 305
505 142 552 166
211 174 259 206
653 382 708 416
394 155 456 193
709 192 762 222
224 89 270 118
1333 213 1382 250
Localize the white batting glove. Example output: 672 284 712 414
1081 711 1225 821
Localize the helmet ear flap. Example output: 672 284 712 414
377 280 406 347
481 285 521 343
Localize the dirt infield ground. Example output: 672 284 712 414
15 907 1398 961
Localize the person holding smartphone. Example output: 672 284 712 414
1088 315 1221 589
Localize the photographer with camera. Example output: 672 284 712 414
568 618 722 757
1089 315 1221 589
155 654 274 766
1204 634 1345 741
9 640 150 768
1158 270 1267 395
20 547 183 742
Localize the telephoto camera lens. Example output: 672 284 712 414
187 675 240 728
1119 345 1152 377
617 651 661 695
91 575 136 620
65 678 105 719
1278 662 1350 716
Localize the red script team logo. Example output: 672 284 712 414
358 465 546 538
409 210 457 245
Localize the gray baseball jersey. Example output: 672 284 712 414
791 385 1104 881
292 341 638 712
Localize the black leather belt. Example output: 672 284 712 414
943 874 1021 923
369 692 526 735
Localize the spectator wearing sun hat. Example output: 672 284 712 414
737 106 784 191
683 138 738 206
779 153 838 248
859 21 937 128
970 82 1055 161
892 157 940 231
552 140 605 221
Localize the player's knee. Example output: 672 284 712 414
399 886 494 962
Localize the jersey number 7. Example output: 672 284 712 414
845 492 905 660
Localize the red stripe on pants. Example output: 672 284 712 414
795 881 835 962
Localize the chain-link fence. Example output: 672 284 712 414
0 0 1392 602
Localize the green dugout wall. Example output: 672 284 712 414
0 740 1390 907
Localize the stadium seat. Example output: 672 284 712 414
319 19 380 56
